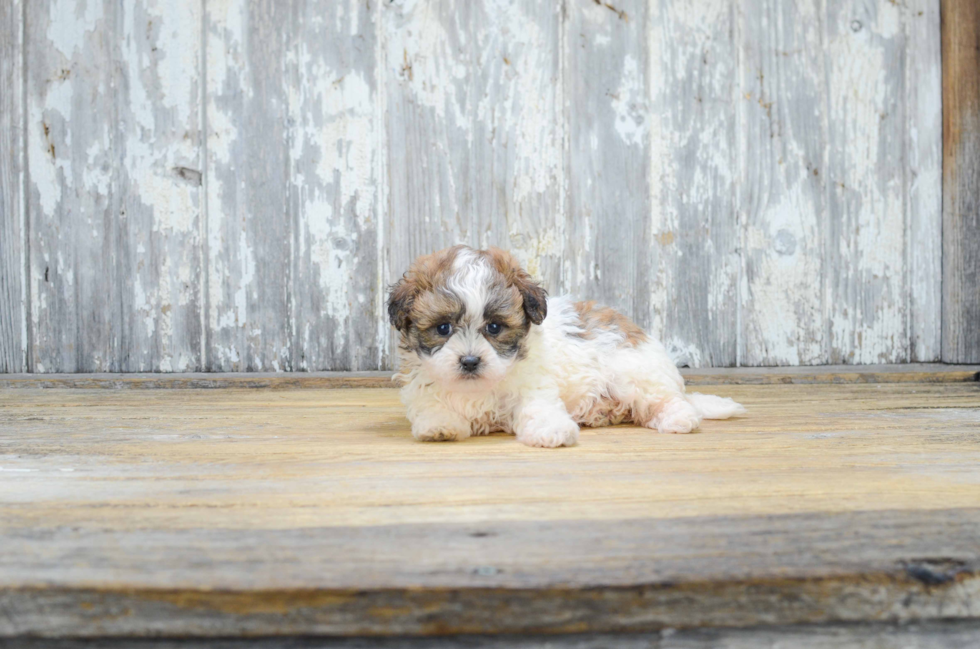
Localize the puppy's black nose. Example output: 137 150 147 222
459 355 481 373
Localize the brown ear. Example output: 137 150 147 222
515 273 547 325
387 276 417 331
486 248 548 325
387 247 462 331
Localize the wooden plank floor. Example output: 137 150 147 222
1 378 979 638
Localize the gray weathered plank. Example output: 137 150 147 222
825 0 909 364
286 0 385 371
1 511 979 636
0 0 25 373
647 0 740 367
25 0 204 372
26 0 120 372
738 0 829 366
942 0 980 364
563 0 652 343
205 0 292 371
116 0 206 371
383 0 564 293
907 0 942 362
3 0 950 372
740 1 940 366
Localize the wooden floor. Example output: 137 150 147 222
1 372 979 639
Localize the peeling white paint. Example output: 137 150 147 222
14 0 944 372
47 0 101 58
612 55 648 146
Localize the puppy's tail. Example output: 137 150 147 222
686 393 746 420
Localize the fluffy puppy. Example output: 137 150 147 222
388 245 745 448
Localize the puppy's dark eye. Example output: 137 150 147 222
436 323 452 336
485 322 502 336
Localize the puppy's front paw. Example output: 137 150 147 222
413 424 469 442
517 416 580 448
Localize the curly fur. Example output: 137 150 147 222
389 246 745 448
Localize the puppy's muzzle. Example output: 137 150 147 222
459 355 481 375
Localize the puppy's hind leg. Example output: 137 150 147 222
605 341 703 434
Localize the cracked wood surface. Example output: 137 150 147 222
1 380 979 636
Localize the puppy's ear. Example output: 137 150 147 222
388 247 461 331
387 276 417 331
486 248 548 325
514 272 548 325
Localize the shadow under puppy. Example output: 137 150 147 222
388 246 745 448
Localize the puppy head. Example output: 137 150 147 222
388 246 547 391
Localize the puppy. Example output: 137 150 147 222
388 246 745 447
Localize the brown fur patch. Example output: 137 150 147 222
572 301 648 347
482 281 530 358
387 246 463 331
389 246 547 360
481 248 548 325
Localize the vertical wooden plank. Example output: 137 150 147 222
739 0 829 366
206 0 292 371
824 0 908 364
286 0 383 371
115 0 205 371
942 0 980 363
564 0 650 335
26 0 204 372
906 0 942 362
0 0 25 372
383 0 564 294
26 0 120 372
647 0 739 367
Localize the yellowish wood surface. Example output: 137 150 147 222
2 381 979 637
2 383 979 530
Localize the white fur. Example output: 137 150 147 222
397 257 745 448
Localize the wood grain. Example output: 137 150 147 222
116 0 206 372
564 0 651 336
0 364 977 389
383 0 564 297
1 382 979 635
26 0 119 371
5 622 980 648
825 0 910 364
739 0 829 366
740 0 942 366
0 0 25 373
907 0 943 363
942 0 980 363
0 0 950 370
24 0 205 373
205 0 292 371
286 0 385 371
3 622 980 647
647 0 739 367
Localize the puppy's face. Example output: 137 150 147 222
388 246 547 392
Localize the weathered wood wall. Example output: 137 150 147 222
0 0 949 371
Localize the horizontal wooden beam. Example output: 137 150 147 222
3 510 979 637
0 365 977 389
